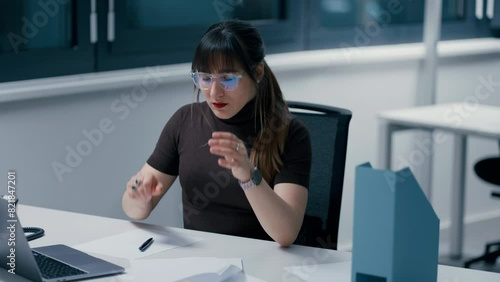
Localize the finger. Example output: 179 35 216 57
127 173 151 200
128 176 138 191
209 139 245 154
136 185 151 201
131 176 143 191
208 137 236 147
140 176 155 199
127 179 139 198
143 175 158 196
209 145 237 157
210 134 242 149
151 183 164 196
235 141 243 153
212 131 236 139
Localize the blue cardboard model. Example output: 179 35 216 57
351 163 439 282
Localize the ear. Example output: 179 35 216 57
254 62 265 83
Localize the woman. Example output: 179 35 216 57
122 19 311 247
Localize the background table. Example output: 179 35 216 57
378 103 500 258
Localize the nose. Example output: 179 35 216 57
209 78 224 98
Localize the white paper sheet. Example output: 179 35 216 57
283 261 351 282
73 228 203 259
111 257 265 282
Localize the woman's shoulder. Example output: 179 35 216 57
288 117 309 136
282 117 311 150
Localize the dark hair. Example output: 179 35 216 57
191 19 290 183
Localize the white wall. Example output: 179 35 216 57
1 40 499 250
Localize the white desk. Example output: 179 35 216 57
2 205 500 281
378 103 500 258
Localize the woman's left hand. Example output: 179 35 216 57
208 131 253 183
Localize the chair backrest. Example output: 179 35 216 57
288 101 352 249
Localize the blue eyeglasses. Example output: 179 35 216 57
189 71 244 91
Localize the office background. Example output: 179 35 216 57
1 0 500 253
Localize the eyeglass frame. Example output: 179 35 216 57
189 70 245 91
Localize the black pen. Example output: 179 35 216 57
139 237 154 252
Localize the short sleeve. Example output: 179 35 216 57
273 118 312 189
146 106 188 175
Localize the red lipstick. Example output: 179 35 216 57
213 103 227 109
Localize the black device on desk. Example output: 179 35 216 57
2 195 45 241
0 198 125 282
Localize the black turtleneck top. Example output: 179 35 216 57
147 101 311 241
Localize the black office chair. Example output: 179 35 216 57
464 141 500 268
288 101 352 250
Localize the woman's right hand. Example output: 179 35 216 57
126 172 163 203
122 163 176 220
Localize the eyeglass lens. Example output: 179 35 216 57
191 72 241 91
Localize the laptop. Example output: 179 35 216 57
0 199 125 282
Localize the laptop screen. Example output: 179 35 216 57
0 199 124 282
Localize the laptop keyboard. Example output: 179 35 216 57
33 250 87 279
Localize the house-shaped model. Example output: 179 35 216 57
351 163 440 282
